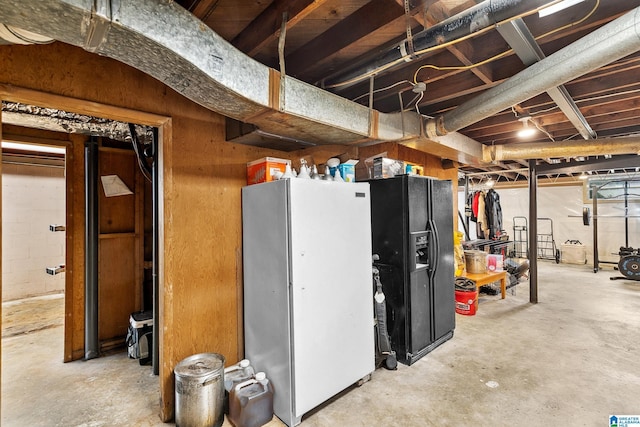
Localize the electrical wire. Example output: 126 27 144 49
536 0 600 41
402 92 421 111
531 119 556 142
411 0 600 84
512 105 556 142
414 90 424 115
413 49 512 83
128 123 152 183
326 1 593 89
351 80 413 103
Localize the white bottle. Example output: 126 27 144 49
323 165 333 181
333 169 344 182
281 163 293 179
310 165 321 180
297 164 310 179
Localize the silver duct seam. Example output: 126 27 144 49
427 6 640 137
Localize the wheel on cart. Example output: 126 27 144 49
555 249 560 264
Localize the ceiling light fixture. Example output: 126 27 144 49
517 116 536 138
539 0 586 18
578 172 588 180
1 141 66 154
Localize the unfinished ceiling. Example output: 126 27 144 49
176 0 640 177
1 0 639 179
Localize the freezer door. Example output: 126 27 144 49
288 180 375 418
408 267 431 356
242 180 294 425
428 179 456 340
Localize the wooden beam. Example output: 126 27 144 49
0 84 169 127
232 0 328 57
287 0 405 77
190 0 222 22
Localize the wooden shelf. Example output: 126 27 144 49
98 232 136 239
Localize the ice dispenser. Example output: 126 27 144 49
410 231 430 271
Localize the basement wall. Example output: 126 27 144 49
1 162 65 301
459 183 640 266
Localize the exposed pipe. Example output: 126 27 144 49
484 137 640 162
496 18 597 140
84 136 99 360
325 0 559 90
0 1 421 147
426 6 640 137
0 1 636 168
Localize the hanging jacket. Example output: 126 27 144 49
485 189 503 239
472 191 480 221
477 191 488 239
467 192 477 222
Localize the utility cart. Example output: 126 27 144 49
537 218 560 263
512 216 528 258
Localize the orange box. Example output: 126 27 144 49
246 157 290 185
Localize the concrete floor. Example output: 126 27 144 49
2 261 640 426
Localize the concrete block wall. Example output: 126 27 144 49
2 162 66 301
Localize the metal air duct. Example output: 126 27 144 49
0 0 419 146
426 7 640 137
484 137 640 162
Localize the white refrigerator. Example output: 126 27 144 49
242 178 375 427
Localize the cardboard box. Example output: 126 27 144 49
337 160 358 182
561 242 586 264
246 157 290 185
405 163 424 176
373 157 405 179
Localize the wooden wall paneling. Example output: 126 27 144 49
135 159 145 313
98 148 136 234
97 146 142 347
357 141 400 161
98 235 137 344
69 134 88 360
158 120 172 420
63 135 79 362
290 144 359 169
160 115 245 421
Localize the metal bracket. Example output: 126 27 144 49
46 265 65 275
85 0 112 53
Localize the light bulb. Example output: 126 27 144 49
517 117 536 138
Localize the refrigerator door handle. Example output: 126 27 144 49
427 219 440 276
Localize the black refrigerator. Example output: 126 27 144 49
369 175 455 365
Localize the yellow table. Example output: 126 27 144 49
464 271 508 299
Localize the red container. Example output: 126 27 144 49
455 289 478 316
